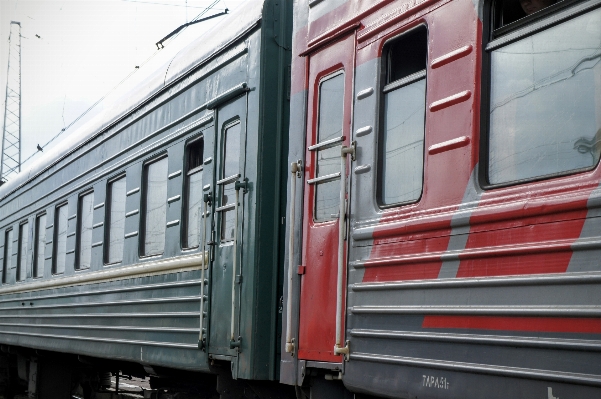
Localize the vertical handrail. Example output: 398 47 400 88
334 143 354 360
230 179 247 349
230 187 240 343
285 162 299 354
198 197 208 349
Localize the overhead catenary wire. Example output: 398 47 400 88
19 0 226 169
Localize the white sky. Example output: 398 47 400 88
0 0 247 178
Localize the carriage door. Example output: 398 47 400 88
298 33 355 362
208 94 247 358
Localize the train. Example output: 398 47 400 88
0 0 600 398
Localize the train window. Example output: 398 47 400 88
379 27 427 206
220 122 241 241
3 229 13 283
184 137 204 249
17 222 29 281
485 1 601 185
76 191 94 270
53 203 68 274
106 176 126 264
492 0 560 29
142 156 168 256
314 73 344 222
33 213 46 278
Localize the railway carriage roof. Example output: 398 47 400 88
0 0 263 200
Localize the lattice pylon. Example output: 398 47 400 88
1 21 22 184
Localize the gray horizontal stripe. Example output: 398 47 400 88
350 238 601 267
0 279 201 304
0 330 198 350
350 329 601 352
0 322 197 334
351 271 601 291
0 312 199 319
350 352 601 387
0 295 200 312
350 305 601 317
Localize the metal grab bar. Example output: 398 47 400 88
308 135 345 151
230 178 248 349
307 172 341 185
198 194 210 350
285 162 300 354
334 142 355 360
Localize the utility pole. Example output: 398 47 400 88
1 21 22 185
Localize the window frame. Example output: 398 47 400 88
75 188 94 270
182 134 204 250
376 24 429 209
218 119 242 243
52 202 69 275
479 0 601 189
17 220 29 282
140 153 169 257
311 70 345 223
2 228 13 284
33 212 46 278
104 173 126 265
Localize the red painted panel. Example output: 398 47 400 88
364 0 482 283
363 235 450 282
423 315 601 334
458 206 589 278
298 33 355 362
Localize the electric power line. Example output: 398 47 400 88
18 0 227 171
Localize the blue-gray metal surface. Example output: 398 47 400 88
0 0 292 382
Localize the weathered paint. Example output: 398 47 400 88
0 0 292 386
284 0 601 398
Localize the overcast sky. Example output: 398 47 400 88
0 0 247 180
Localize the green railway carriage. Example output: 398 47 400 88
0 1 292 396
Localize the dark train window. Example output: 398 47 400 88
184 137 204 249
53 203 68 274
17 222 29 281
220 122 241 241
141 156 168 256
106 176 126 264
76 191 94 270
33 213 46 278
485 0 601 185
314 72 344 222
378 26 427 206
3 229 13 283
492 0 559 29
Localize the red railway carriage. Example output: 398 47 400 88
282 0 601 398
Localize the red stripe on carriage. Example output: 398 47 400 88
422 315 601 334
